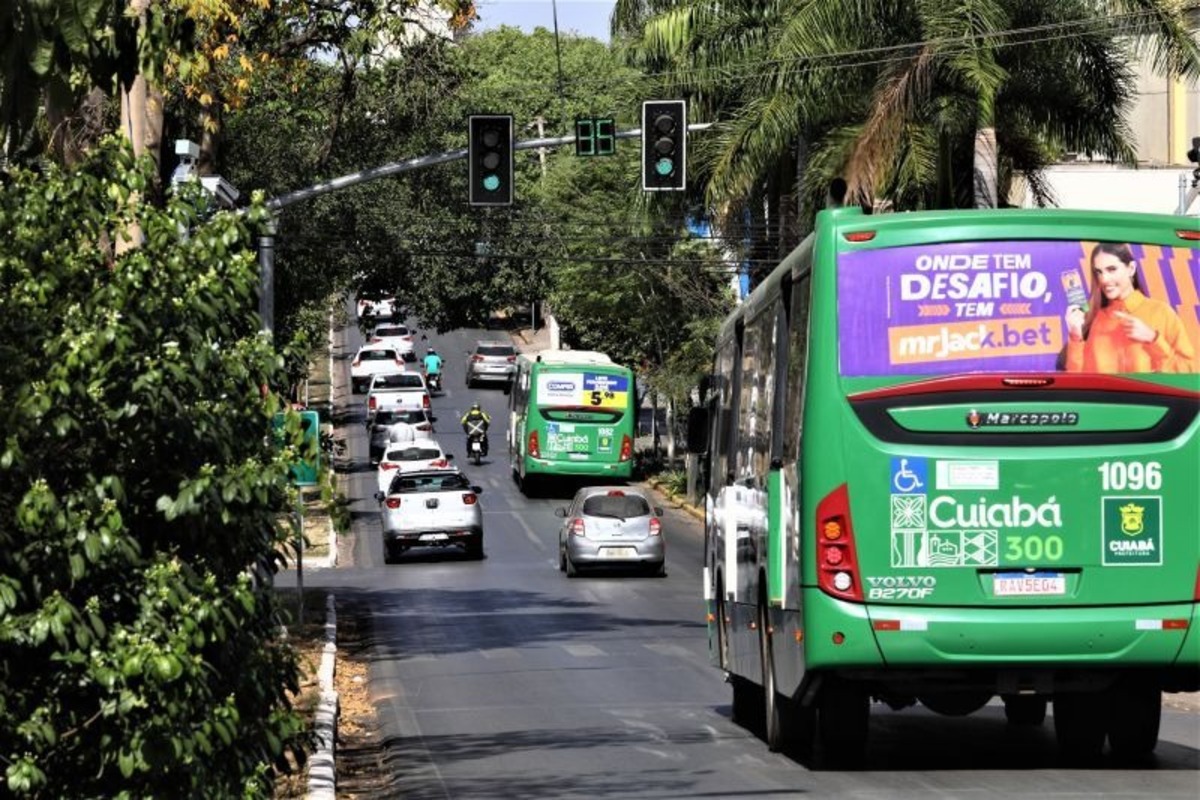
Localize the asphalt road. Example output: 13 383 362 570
286 312 1200 799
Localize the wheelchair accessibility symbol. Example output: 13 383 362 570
891 457 927 494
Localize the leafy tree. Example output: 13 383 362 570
0 141 306 797
613 0 1200 251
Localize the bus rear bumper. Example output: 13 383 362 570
803 593 1199 694
804 592 1198 670
525 457 632 478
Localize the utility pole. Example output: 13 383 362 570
530 116 548 176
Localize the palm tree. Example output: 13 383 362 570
613 0 1200 247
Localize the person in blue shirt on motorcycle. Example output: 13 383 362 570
423 347 443 391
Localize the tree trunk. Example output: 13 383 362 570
665 397 676 468
973 126 999 208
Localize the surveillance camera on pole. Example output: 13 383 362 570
642 100 687 191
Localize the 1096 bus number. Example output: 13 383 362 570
1098 461 1162 491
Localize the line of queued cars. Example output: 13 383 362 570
353 294 667 576
355 294 484 564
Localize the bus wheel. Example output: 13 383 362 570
1053 692 1106 764
1107 679 1160 760
1002 694 1047 726
817 678 869 766
760 610 785 752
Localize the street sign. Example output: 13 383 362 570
273 409 320 486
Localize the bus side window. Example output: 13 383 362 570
782 272 813 463
712 339 738 493
769 296 789 463
736 320 761 483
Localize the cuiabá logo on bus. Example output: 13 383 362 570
1101 497 1162 566
928 495 1063 529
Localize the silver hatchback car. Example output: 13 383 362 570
556 487 665 577
465 340 517 387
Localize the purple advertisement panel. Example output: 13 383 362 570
838 240 1200 376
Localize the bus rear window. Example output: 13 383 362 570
837 239 1199 377
540 408 625 424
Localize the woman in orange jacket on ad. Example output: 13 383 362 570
1064 242 1197 373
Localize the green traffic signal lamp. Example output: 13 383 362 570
642 100 686 191
468 114 513 206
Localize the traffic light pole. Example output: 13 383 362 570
251 122 714 331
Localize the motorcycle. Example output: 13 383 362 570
426 371 443 394
467 433 486 466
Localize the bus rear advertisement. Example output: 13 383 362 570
691 206 1199 765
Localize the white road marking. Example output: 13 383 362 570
563 644 605 657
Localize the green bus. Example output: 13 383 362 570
689 206 1199 763
506 350 637 493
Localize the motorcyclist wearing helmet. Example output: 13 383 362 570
460 402 491 456
423 347 443 377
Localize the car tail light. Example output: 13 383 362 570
368 396 377 410
618 434 633 462
429 459 448 468
395 358 403 367
352 359 361 367
423 394 430 410
570 518 586 537
816 483 863 602
385 498 401 509
462 493 478 505
381 462 399 471
369 338 381 344
417 423 431 431
649 517 661 536
403 336 413 342
528 430 540 458
606 490 626 496
472 355 484 362
506 355 516 363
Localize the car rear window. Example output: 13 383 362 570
477 345 515 357
374 373 424 389
386 447 442 462
374 327 409 336
582 494 649 518
394 474 469 493
359 349 397 361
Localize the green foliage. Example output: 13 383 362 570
0 141 306 797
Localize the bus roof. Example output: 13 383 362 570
519 349 616 367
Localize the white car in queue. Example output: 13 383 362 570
375 439 454 495
376 469 484 562
350 344 405 394
366 371 430 423
369 322 418 362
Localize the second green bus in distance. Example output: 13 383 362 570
506 350 636 495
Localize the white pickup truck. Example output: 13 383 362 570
350 345 405 394
366 371 430 422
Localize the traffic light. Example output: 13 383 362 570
468 114 513 206
642 100 687 191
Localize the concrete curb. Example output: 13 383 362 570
306 594 338 799
643 479 706 524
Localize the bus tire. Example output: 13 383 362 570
1053 692 1107 764
816 678 869 766
760 609 785 752
1002 694 1047 726
1107 680 1160 759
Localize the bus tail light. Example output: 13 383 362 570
816 483 863 602
528 430 540 458
1177 228 1200 242
570 518 586 537
1194 565 1200 601
619 434 633 462
649 517 661 536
